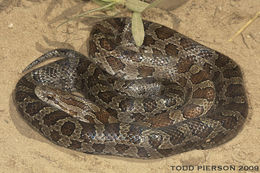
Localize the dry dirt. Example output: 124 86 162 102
0 0 259 173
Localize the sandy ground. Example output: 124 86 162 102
0 0 259 172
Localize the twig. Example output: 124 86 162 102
57 2 117 28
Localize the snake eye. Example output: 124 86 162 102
46 95 54 100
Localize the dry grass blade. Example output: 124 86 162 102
229 11 260 42
57 1 116 28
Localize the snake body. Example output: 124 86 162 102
14 17 248 159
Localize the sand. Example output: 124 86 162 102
0 0 259 172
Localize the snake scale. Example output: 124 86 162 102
14 17 248 159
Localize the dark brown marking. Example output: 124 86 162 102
25 101 45 115
79 122 96 142
137 65 155 77
60 97 86 110
91 23 113 35
16 77 36 90
15 91 29 103
223 66 242 78
115 144 130 154
50 130 61 142
219 116 238 130
165 43 179 57
177 58 193 73
122 49 142 62
98 91 117 104
183 104 204 119
191 70 210 84
223 102 248 118
148 112 173 127
15 90 38 103
106 108 118 118
86 76 96 88
61 121 75 136
215 83 225 95
69 140 82 150
119 98 134 112
106 56 125 72
95 109 112 124
215 53 230 68
99 38 116 51
77 56 92 75
83 115 95 124
155 26 175 40
180 37 194 49
43 111 69 126
212 71 221 84
163 84 184 98
137 147 149 158
92 144 106 153
106 18 125 33
143 35 155 46
226 84 245 97
193 87 215 101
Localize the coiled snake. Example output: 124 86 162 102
14 17 248 159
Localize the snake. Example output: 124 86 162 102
13 17 248 159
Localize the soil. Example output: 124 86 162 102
0 0 259 172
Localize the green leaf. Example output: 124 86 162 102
131 12 144 46
125 0 149 13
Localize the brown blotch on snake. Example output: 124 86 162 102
13 17 248 159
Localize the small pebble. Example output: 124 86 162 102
8 23 14 29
